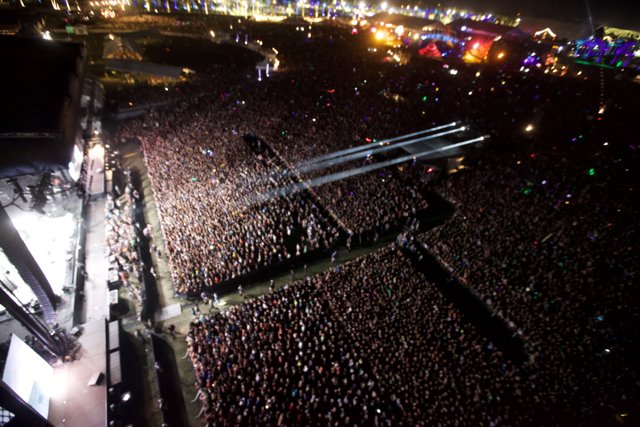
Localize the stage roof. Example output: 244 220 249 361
104 58 185 78
0 35 86 179
369 12 444 31
516 17 593 41
449 18 517 37
103 35 143 60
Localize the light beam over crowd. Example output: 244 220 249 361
295 126 466 175
297 122 458 168
256 135 486 204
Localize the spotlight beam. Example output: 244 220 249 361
295 126 466 175
297 122 458 168
258 136 486 203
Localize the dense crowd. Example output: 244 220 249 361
418 133 639 415
124 101 341 294
112 15 640 424
119 24 441 293
412 46 639 418
187 247 537 426
105 186 143 302
313 164 428 237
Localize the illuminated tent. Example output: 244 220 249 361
448 19 531 63
574 34 639 68
419 41 442 58
103 35 143 61
532 28 557 41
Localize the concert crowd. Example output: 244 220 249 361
105 187 143 302
113 17 639 425
187 247 539 426
120 23 436 293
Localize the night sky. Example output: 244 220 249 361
432 0 640 31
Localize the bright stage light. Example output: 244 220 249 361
497 52 505 59
68 144 83 182
90 142 105 159
9 210 76 295
525 124 534 132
